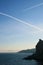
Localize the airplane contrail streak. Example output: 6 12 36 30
0 12 43 32
24 2 43 11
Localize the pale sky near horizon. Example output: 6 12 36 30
0 0 43 52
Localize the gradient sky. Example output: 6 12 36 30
0 0 43 52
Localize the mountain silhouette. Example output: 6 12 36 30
18 48 35 53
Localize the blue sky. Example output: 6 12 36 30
0 0 43 52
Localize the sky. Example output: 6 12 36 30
0 0 43 52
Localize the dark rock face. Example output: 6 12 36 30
35 39 43 60
23 39 43 61
36 39 43 55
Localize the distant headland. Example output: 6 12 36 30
18 48 35 53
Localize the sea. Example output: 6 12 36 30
0 53 43 65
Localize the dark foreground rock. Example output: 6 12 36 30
23 39 43 61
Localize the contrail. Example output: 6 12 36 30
0 12 43 32
24 2 43 11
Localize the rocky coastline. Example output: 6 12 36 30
23 39 43 61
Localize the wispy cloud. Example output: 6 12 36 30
0 12 43 32
24 2 43 11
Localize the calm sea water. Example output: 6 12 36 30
0 53 43 65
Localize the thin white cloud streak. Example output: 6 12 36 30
24 2 43 11
0 12 43 32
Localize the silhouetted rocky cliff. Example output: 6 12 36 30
23 39 43 61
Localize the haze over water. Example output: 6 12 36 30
0 53 43 65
